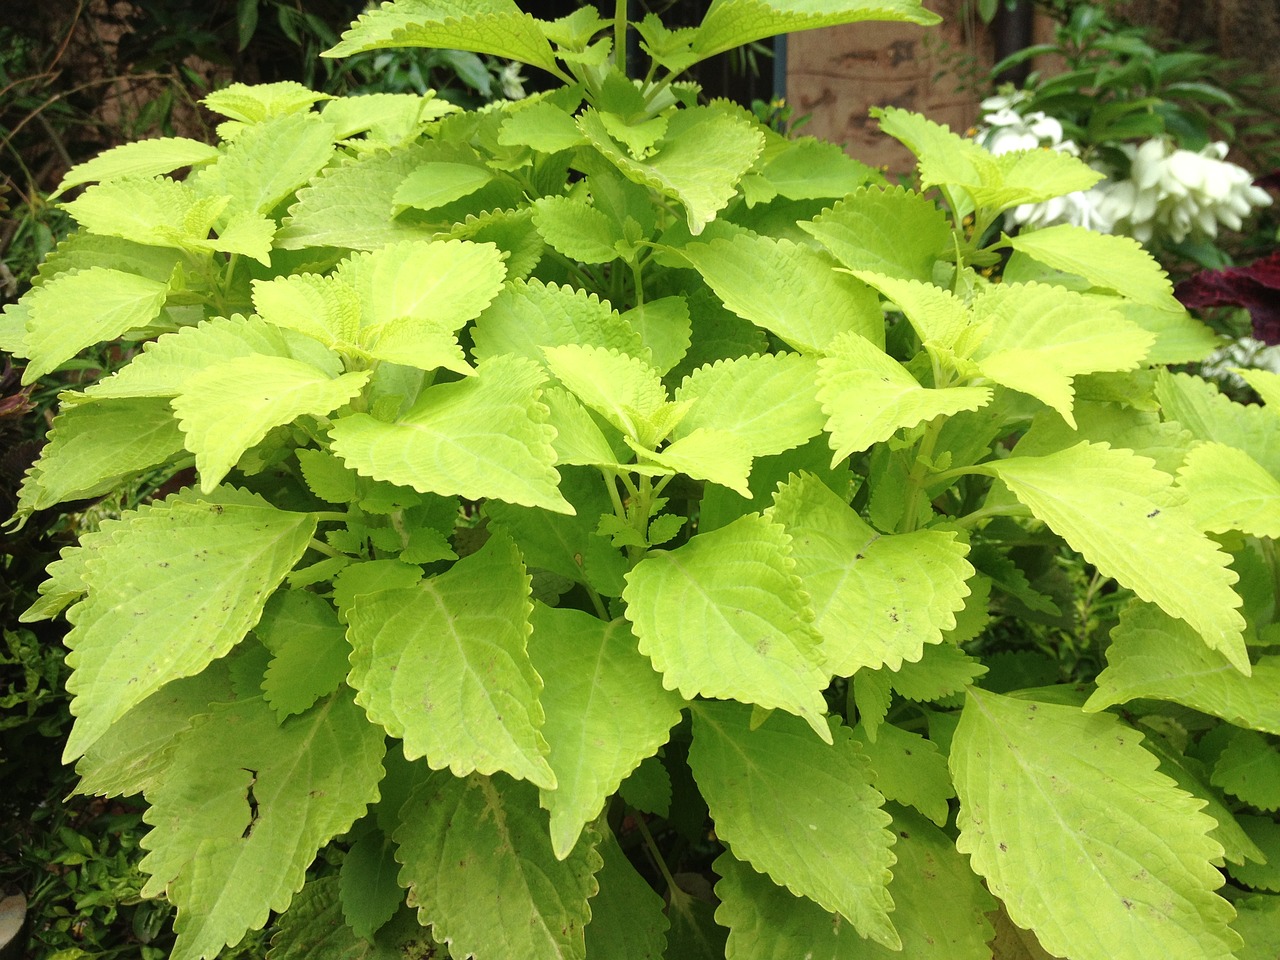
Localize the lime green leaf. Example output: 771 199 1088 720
1157 371 1280 477
63 493 315 759
1234 367 1280 409
817 330 992 461
75 664 234 798
1175 442 1280 538
538 386 622 468
259 592 350 721
542 343 671 446
1230 817 1280 891
578 105 764 235
528 606 685 858
61 176 221 249
1116 300 1217 365
759 136 880 200
800 185 953 283
252 273 361 348
28 232 186 288
141 693 384 960
986 442 1247 671
690 702 897 947
322 91 454 143
630 427 753 496
21 267 170 382
473 279 643 366
18 397 185 512
624 514 831 740
979 148 1104 211
394 772 603 960
347 534 554 788
878 641 986 706
851 722 954 827
624 297 691 375
769 472 973 676
53 137 220 198
276 145 434 251
498 99 588 153
714 804 995 960
325 0 563 76
970 283 1154 427
532 196 623 264
691 0 938 60
849 272 968 350
678 235 883 354
585 831 670 959
173 355 370 492
267 878 437 960
1004 225 1182 311
1233 894 1280 960
391 161 493 214
329 355 571 514
203 81 330 123
1088 601 1280 734
193 112 335 217
952 688 1240 960
1212 728 1280 812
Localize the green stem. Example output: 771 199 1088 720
311 511 351 524
898 418 945 534
951 502 1033 529
307 538 342 558
633 811 682 901
614 0 628 77
586 585 609 620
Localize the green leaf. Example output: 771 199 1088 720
800 185 953 283
952 688 1240 960
339 830 404 940
347 533 554 788
542 343 672 447
267 878 438 960
192 112 335 217
259 592 351 721
61 176 222 249
203 81 330 123
578 105 764 235
63 493 315 759
20 267 170 382
528 605 685 858
851 722 954 827
1157 371 1280 478
325 0 563 77
473 279 643 367
758 136 881 200
18 397 185 512
329 355 571 514
1175 442 1280 538
849 272 968 350
1229 817 1280 892
887 641 987 702
1003 225 1183 311
532 195 623 264
978 147 1104 212
691 0 938 60
53 137 220 198
714 804 995 960
986 442 1247 671
631 427 753 496
619 754 672 816
1233 894 1280 960
498 99 588 153
970 283 1154 427
817 330 992 462
768 472 974 676
391 161 494 214
584 831 670 960
623 297 691 375
678 236 884 354
623 514 831 740
141 693 385 960
174 355 369 492
252 273 362 349
1087 601 1280 734
75 664 234 798
1116 300 1217 365
1211 728 1280 812
1234 367 1280 409
394 772 603 960
689 702 898 948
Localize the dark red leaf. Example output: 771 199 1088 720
1175 251 1280 345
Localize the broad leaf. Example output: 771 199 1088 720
1211 728 1280 812
1004 225 1183 311
258 591 351 721
20 267 170 382
472 279 643 366
1087 601 1280 735
768 472 973 676
63 492 315 759
691 0 938 60
800 185 952 283
714 804 994 960
849 272 968 350
528 605 685 858
542 343 672 447
532 195 623 264
679 236 884 354
392 161 494 213
952 688 1240 960
347 533 553 788
850 722 954 827
141 693 384 960
394 772 603 960
203 81 330 124
1233 895 1280 960
266 878 438 960
630 427 753 496
624 296 691 374
329 355 571 514
1157 370 1280 477
173 355 370 492
53 137 220 197
818 329 992 462
252 273 362 348
623 513 831 740
986 442 1247 671
339 830 403 940
689 702 898 948
584 831 670 960
1175 441 1280 538
193 112 336 217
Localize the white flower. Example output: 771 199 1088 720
497 61 526 100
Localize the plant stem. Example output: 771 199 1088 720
634 810 681 899
614 0 629 77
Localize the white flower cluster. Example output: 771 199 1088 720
973 92 1272 245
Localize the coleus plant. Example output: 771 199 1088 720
3 1 1280 958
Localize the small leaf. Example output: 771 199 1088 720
952 688 1240 960
800 185 952 283
1157 370 1280 478
53 137 220 197
624 297 691 375
193 112 335 218
691 0 938 60
394 772 603 960
1229 818 1280 892
624 514 831 740
1175 442 1280 538
347 533 553 787
391 161 493 213
339 830 404 940
689 702 898 948
1212 728 1280 812
473 279 643 366
584 831 670 960
851 722 954 827
532 195 623 264
259 591 351 721
542 343 670 446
